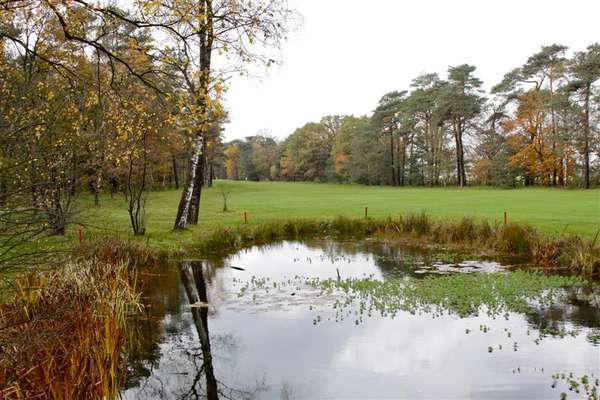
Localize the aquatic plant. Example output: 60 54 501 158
238 271 586 319
550 372 599 400
0 260 141 399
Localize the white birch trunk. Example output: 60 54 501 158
177 136 203 229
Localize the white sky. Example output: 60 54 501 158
222 0 600 142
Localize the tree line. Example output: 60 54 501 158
221 44 600 189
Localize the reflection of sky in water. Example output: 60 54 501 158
122 241 600 400
228 241 385 280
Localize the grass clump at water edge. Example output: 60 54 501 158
73 235 160 268
0 259 141 399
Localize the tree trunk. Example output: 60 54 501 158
174 136 203 230
550 74 558 187
93 167 102 207
172 154 179 189
126 140 148 235
551 143 557 186
453 119 466 187
0 177 6 207
558 157 564 186
187 151 205 225
208 161 214 187
408 140 415 186
30 164 38 208
399 138 407 186
70 153 78 197
108 177 117 199
426 119 434 186
583 85 591 189
389 131 396 186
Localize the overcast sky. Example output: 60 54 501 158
222 0 599 142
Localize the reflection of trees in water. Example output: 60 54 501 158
123 260 266 399
280 380 297 400
179 260 219 399
305 239 527 279
313 239 435 279
125 262 184 389
177 260 268 400
523 285 600 345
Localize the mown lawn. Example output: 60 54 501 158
66 181 600 253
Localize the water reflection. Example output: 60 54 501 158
123 240 600 400
179 261 218 399
123 260 266 399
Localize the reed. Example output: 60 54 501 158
493 223 536 256
0 260 141 399
73 235 158 268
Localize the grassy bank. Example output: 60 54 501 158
191 215 599 276
70 181 599 255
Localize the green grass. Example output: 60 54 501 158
67 181 599 252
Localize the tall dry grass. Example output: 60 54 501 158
0 260 141 399
73 235 158 268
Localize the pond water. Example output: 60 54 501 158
122 240 600 400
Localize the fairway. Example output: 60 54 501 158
80 181 600 251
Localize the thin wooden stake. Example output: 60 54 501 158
364 207 368 219
504 211 508 225
78 228 84 243
243 211 248 224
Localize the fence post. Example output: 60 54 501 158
365 207 368 219
244 211 248 224
503 211 508 225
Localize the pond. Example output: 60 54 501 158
122 240 600 400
